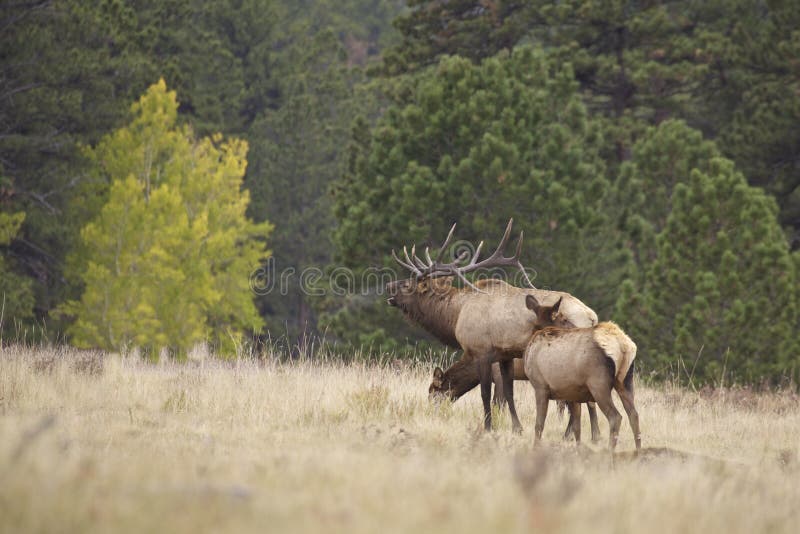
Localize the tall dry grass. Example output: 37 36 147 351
1 345 799 534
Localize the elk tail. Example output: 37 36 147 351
593 322 636 384
623 360 635 394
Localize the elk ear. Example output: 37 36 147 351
525 294 540 312
552 296 562 314
433 366 444 380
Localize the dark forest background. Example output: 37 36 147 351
1 0 798 385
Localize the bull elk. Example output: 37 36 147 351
524 295 641 452
387 219 598 432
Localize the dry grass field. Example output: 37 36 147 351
1 345 799 534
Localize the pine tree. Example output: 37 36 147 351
382 1 800 244
329 48 631 347
0 0 155 321
615 120 722 269
381 0 533 75
709 0 800 247
245 29 362 339
61 81 271 354
616 157 798 385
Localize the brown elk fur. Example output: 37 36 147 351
524 295 641 452
428 357 600 441
388 277 598 432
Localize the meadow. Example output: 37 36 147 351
1 345 799 534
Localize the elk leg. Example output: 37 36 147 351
491 363 505 407
561 401 574 441
567 402 581 445
533 386 550 445
499 359 523 434
477 358 493 431
587 382 622 452
587 402 600 443
615 382 641 452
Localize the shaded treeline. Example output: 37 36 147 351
0 1 798 384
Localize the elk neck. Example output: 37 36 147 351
441 357 480 400
397 285 466 349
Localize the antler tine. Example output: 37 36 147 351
430 248 470 271
517 260 536 288
439 239 482 272
391 224 461 279
424 246 441 273
514 230 536 288
435 223 457 261
392 248 422 275
411 245 429 271
473 240 484 264
509 230 536 288
453 249 470 265
415 223 464 277
504 217 514 243
455 218 515 269
453 269 485 293
402 246 423 276
484 218 514 261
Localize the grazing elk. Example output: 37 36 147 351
524 295 641 452
431 358 601 442
387 219 598 432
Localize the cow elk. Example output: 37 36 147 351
430 358 602 442
524 295 641 452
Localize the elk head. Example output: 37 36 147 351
386 277 453 308
525 294 576 328
428 366 451 400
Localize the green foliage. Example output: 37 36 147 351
3 0 798 385
616 156 799 385
61 81 271 354
245 29 374 338
616 120 722 269
1 0 400 339
384 0 713 129
276 0 404 67
0 0 274 328
383 2 800 245
0 0 154 320
125 0 281 136
329 48 632 346
0 211 35 331
382 0 533 74
708 0 800 247
239 0 403 339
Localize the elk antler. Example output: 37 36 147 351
391 219 537 292
391 246 424 277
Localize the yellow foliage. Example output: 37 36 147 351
61 81 272 355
